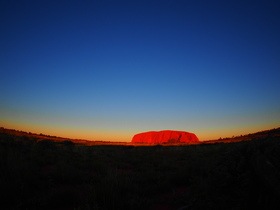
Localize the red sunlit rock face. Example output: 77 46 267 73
131 130 199 144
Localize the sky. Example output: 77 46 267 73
1 0 280 141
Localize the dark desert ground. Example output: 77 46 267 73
1 1 280 209
1 127 280 210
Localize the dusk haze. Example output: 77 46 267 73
1 0 280 141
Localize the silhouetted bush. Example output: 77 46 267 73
62 140 74 146
37 139 56 150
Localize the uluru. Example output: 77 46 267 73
132 130 199 144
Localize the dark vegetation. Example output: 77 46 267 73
0 127 280 210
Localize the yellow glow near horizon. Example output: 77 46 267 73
1 118 279 142
0 119 133 141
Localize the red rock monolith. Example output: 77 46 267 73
131 130 199 144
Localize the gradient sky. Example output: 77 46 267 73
1 0 280 141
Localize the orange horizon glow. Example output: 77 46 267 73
1 119 279 142
1 1 280 147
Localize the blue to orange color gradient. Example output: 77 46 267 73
1 0 280 141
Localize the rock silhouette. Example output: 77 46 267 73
132 130 199 144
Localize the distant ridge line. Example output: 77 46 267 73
1 126 279 146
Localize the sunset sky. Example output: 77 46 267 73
1 0 280 141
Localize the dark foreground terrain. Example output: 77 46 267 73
0 127 280 210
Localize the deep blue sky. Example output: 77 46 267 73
1 0 280 141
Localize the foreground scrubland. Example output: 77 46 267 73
0 128 280 210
